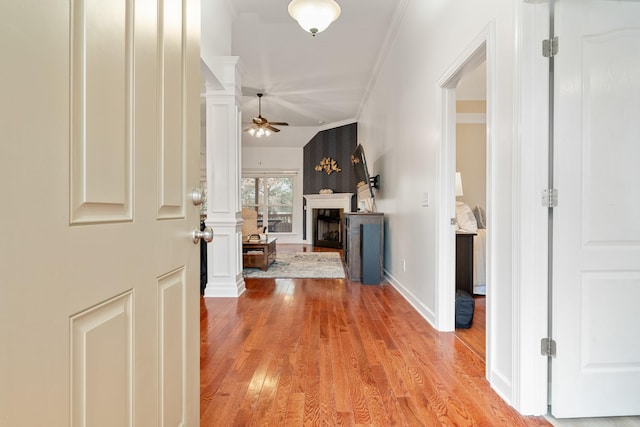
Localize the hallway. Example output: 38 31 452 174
200 245 549 426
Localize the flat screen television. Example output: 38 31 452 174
351 144 380 212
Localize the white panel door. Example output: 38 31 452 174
552 0 640 418
0 0 201 425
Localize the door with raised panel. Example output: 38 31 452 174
0 0 201 425
552 0 640 417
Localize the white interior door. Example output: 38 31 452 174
552 0 640 418
0 0 201 425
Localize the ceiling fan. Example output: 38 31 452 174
244 93 289 138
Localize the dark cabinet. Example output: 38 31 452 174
455 232 476 294
344 213 384 284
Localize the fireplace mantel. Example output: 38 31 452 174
304 193 353 244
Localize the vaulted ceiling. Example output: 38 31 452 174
227 0 402 145
211 0 485 147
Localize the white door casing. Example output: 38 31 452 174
552 0 640 417
0 0 201 425
437 23 494 333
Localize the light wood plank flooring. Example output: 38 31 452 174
200 244 550 426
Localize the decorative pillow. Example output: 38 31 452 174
473 205 487 229
456 203 478 232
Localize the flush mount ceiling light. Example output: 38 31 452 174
288 0 341 36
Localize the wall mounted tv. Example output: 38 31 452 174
351 144 380 208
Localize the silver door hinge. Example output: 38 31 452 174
541 338 557 357
542 189 558 207
542 37 559 57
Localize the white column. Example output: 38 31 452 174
202 57 245 297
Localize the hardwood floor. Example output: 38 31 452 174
455 296 486 362
200 244 550 426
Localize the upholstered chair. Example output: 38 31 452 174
241 208 267 239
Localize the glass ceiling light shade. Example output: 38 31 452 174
288 0 341 36
247 125 270 138
250 127 273 138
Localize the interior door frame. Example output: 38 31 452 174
436 22 493 347
516 0 553 415
436 3 559 416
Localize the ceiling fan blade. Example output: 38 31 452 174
269 122 289 126
266 124 280 133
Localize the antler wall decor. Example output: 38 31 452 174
314 157 341 175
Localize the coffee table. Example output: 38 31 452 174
242 237 277 271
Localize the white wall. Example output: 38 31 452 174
242 147 305 243
456 101 487 213
456 123 486 212
201 0 233 61
358 0 519 408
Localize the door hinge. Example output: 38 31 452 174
542 189 558 207
541 338 557 357
542 37 559 57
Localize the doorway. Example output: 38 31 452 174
436 23 494 371
454 60 488 360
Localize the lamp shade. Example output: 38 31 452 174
455 172 464 197
288 0 341 36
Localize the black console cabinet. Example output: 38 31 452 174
344 213 384 284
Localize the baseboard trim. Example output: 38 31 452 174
384 270 437 328
202 277 245 298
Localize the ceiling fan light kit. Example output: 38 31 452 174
288 0 341 36
247 127 272 138
244 93 289 138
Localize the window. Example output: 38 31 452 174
241 176 293 233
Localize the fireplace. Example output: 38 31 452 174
303 193 353 246
314 209 343 248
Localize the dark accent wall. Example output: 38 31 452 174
303 123 358 238
304 123 358 196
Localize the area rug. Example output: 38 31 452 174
242 252 346 279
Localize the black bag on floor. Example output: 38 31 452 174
455 290 475 329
